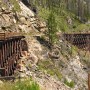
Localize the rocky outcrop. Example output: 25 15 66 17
34 72 72 90
0 1 46 33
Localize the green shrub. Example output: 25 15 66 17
64 79 75 88
47 11 58 46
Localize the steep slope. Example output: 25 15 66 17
0 0 89 90
0 1 72 90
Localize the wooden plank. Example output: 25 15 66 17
0 76 15 81
0 32 24 40
0 76 26 81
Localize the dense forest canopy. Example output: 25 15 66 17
1 0 90 22
29 0 90 22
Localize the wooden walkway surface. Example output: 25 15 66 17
0 32 24 40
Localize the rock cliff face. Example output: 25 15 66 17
0 0 89 90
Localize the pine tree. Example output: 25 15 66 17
47 11 58 47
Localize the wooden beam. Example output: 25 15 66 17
0 68 5 76
0 76 15 81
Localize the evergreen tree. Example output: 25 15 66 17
47 11 58 47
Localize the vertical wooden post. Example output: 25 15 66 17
1 43 3 68
88 73 90 90
6 41 10 76
17 40 19 59
16 40 18 61
19 39 22 58
0 43 3 68
0 44 2 67
10 41 12 57
16 39 19 60
71 34 74 56
4 42 7 63
5 42 7 62
11 40 14 74
11 41 13 55
7 42 9 57
2 43 5 67
9 41 11 57
20 39 22 57
14 40 17 62
86 35 89 51
17 39 21 59
11 40 14 75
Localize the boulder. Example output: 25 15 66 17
19 17 26 23
2 14 10 23
19 1 34 18
29 51 38 65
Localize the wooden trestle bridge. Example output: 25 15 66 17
0 32 90 89
63 33 90 90
0 32 25 76
63 33 90 51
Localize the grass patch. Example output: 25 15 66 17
0 79 40 90
70 45 78 56
10 0 21 12
37 60 62 80
64 79 75 88
74 24 90 32
1 0 21 12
